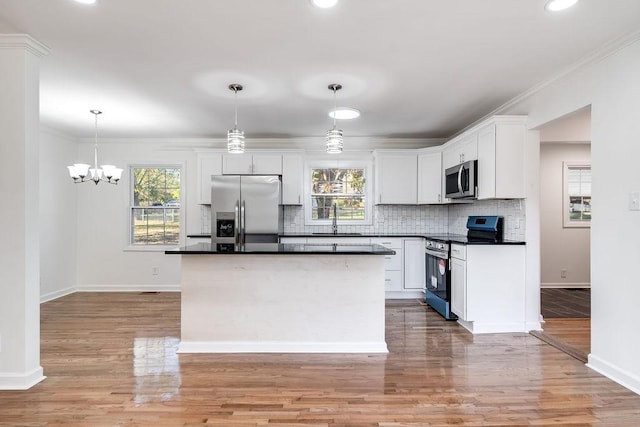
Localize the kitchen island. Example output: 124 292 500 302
165 242 394 354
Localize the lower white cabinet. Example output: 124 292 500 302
372 238 403 292
451 243 527 334
403 238 425 289
450 245 467 320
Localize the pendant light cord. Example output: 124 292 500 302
233 86 239 129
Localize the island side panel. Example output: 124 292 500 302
179 254 387 353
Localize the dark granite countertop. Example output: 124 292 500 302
187 233 525 245
166 242 396 255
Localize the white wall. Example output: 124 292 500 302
499 35 640 393
39 129 78 301
74 141 199 291
539 143 591 287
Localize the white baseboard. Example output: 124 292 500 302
40 287 75 303
587 354 640 395
385 291 423 299
457 319 528 334
75 284 181 292
0 367 46 390
178 340 389 354
541 282 591 289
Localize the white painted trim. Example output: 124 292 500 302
40 287 75 303
75 284 181 292
178 341 388 354
541 282 591 289
0 34 51 57
457 319 528 334
0 367 46 390
588 354 640 396
526 321 543 332
385 291 423 299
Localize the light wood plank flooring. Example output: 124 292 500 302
1 292 639 426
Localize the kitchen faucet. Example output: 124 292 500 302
332 203 338 235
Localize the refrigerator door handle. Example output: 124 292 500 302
234 201 240 245
240 200 246 245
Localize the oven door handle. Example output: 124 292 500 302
425 248 448 259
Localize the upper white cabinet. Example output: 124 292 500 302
197 153 223 204
442 132 478 169
281 154 303 205
222 153 282 175
477 116 527 199
374 151 418 204
418 149 443 204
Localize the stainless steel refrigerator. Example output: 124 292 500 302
211 175 282 248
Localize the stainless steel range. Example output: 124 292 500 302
424 238 457 320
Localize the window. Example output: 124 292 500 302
305 161 371 225
563 162 591 228
130 166 182 246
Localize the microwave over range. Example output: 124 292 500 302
445 160 477 199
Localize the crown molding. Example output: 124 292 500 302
0 34 51 57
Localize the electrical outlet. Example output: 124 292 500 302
152 266 159 276
561 269 567 279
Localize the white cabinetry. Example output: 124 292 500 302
282 154 303 205
443 132 478 169
197 153 223 204
223 153 282 175
371 238 403 292
451 243 526 334
450 244 467 320
418 149 443 204
477 116 527 199
403 238 425 289
374 151 418 204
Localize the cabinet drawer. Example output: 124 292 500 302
371 238 403 249
451 244 466 260
384 270 403 292
383 252 402 270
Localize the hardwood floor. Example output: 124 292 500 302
1 293 639 426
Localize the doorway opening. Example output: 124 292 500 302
533 106 592 362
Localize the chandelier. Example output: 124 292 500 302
67 110 122 185
227 83 245 153
326 84 344 154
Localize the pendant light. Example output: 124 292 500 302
227 83 245 154
326 83 344 154
67 110 122 185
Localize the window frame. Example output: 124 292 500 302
125 163 185 251
563 161 591 228
304 160 372 226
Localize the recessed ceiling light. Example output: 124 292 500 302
329 108 361 120
545 0 578 11
74 0 97 4
311 0 338 9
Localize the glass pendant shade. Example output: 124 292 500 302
227 127 245 153
326 127 344 154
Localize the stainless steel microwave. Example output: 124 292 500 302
445 160 477 199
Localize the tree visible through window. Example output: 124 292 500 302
131 167 181 245
311 168 365 220
564 162 591 227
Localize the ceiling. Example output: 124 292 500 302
1 0 639 143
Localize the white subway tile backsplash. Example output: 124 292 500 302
200 199 526 240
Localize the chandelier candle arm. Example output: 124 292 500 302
67 110 122 185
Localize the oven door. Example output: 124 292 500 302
425 248 450 301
